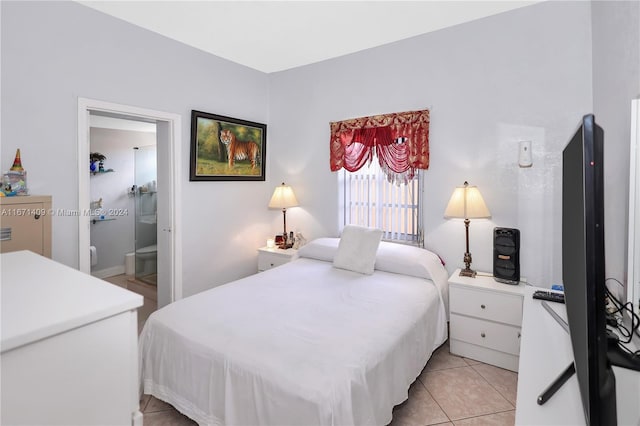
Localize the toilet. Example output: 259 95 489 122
134 244 157 275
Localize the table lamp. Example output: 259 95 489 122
444 181 491 277
268 182 299 248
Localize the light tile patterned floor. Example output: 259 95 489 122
102 274 517 425
390 341 517 426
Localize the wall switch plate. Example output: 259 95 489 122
519 140 533 167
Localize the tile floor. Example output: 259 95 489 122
102 274 157 334
101 275 518 425
138 341 518 426
390 342 517 426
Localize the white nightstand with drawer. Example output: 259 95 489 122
449 269 526 372
257 247 297 272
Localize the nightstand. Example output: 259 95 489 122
448 269 526 372
257 247 297 272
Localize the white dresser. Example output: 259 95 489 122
1 251 144 425
449 269 526 372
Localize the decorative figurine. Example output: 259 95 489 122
10 149 23 171
3 149 28 195
90 152 106 173
293 232 307 249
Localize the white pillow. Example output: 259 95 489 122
375 241 450 314
333 225 383 274
375 241 442 279
296 237 340 262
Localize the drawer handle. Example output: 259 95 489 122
480 304 486 309
481 332 486 338
518 332 521 339
34 214 40 220
270 263 274 267
0 227 11 241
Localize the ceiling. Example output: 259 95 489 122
79 1 539 73
90 114 157 132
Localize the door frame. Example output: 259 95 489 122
628 99 640 308
77 97 182 302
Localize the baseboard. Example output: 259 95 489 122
91 265 125 279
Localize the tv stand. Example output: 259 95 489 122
535 300 640 408
607 331 640 372
515 286 640 425
536 299 574 406
537 362 575 406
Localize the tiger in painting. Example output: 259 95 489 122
220 129 260 169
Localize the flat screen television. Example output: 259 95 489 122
561 114 640 425
562 113 616 425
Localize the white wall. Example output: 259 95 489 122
1 1 270 297
268 1 594 287
2 1 637 296
591 0 640 300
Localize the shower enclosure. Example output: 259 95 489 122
134 145 157 285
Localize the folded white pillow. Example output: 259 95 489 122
296 237 340 262
375 241 443 279
333 225 383 274
375 241 450 312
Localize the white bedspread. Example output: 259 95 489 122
139 257 447 425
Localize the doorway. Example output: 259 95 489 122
78 98 182 308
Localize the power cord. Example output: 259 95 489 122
605 278 640 356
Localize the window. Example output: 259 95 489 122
341 161 422 244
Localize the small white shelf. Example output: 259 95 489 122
91 169 115 176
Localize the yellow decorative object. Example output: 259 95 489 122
10 149 24 171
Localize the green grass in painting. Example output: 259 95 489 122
196 158 260 176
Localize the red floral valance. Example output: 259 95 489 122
330 109 430 183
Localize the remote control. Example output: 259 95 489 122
532 290 565 304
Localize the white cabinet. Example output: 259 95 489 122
1 251 144 425
448 269 525 372
257 247 297 272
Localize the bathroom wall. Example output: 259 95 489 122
89 127 156 277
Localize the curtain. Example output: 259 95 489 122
330 109 429 184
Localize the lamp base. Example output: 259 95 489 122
460 250 476 277
459 267 477 278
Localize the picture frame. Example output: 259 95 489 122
190 110 266 181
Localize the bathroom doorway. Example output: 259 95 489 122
87 117 158 330
78 98 183 309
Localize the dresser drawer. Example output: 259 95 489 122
0 196 52 258
450 313 521 355
450 285 523 326
258 252 288 271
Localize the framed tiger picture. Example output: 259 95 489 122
190 110 267 181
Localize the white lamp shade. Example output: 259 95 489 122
268 183 299 209
444 182 491 219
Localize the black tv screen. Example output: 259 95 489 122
562 114 616 425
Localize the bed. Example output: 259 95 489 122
139 233 449 425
